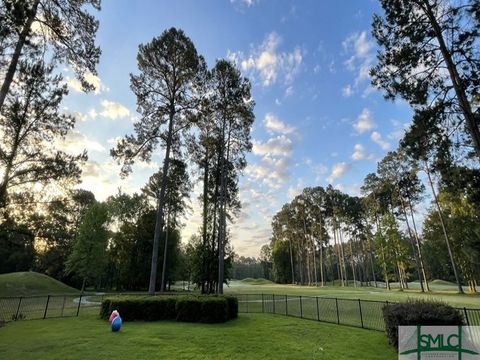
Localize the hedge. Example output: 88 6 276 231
101 295 238 324
382 300 465 347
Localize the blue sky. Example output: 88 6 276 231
59 0 416 256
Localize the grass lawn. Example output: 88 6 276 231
223 279 480 308
0 313 397 360
0 272 79 297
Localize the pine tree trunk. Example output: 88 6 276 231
399 195 425 292
148 108 174 295
407 199 430 292
424 160 463 293
160 208 170 292
420 0 480 158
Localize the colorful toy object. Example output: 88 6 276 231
109 310 122 332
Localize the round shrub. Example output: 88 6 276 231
382 300 464 347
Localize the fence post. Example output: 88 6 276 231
358 299 364 328
246 294 249 313
300 296 303 318
316 296 320 321
15 296 23 320
335 298 340 324
61 296 66 317
43 295 50 319
261 293 264 313
273 294 275 314
285 295 288 316
76 294 82 316
463 307 470 326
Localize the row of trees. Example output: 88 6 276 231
266 0 480 293
110 28 254 294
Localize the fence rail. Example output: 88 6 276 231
1 293 479 333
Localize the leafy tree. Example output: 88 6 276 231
423 191 479 293
0 0 101 111
210 59 254 293
111 28 201 294
33 189 96 282
142 158 192 292
66 202 109 292
0 60 86 209
372 0 480 158
0 216 35 273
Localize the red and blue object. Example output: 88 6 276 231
109 310 122 332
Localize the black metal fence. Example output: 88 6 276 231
235 294 480 332
0 293 107 322
1 293 479 333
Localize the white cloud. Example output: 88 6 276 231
342 31 376 89
56 130 105 155
351 143 376 162
228 32 303 87
67 71 109 95
264 113 296 135
230 0 259 7
252 135 292 157
100 100 130 120
351 144 366 161
342 84 353 97
327 162 351 183
246 155 290 189
284 86 294 97
353 108 376 133
371 131 391 150
88 108 98 119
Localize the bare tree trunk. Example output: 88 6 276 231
0 0 40 112
407 199 430 292
424 160 463 293
160 207 170 292
399 195 425 292
349 240 357 287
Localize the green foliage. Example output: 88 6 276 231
382 300 464 348
423 191 480 292
271 240 292 284
0 217 35 274
66 202 109 289
100 295 237 324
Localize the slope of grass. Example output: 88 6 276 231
0 314 396 360
0 272 78 297
240 278 274 285
224 280 480 308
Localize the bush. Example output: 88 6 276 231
100 294 237 324
200 297 228 323
382 300 464 347
176 296 202 322
225 296 238 319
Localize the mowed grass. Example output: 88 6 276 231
0 313 397 360
224 280 480 308
0 272 79 297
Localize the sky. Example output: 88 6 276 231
59 0 416 257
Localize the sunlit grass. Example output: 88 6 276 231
0 313 397 360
